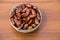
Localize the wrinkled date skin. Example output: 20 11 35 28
10 4 41 30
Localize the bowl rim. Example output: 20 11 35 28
9 3 42 33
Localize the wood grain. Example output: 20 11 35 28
0 0 60 40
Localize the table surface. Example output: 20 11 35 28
0 0 60 40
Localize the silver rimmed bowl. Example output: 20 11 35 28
9 3 42 33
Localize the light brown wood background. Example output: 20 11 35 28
0 0 60 40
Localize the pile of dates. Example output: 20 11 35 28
10 4 41 30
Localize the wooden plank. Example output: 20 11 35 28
0 0 60 3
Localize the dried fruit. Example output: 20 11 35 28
21 4 26 9
18 22 25 30
16 13 21 19
33 6 37 9
32 24 36 27
16 7 22 13
23 24 28 29
31 9 36 15
26 4 32 8
35 18 39 25
25 9 30 17
22 8 30 17
22 7 28 12
29 9 36 18
25 17 30 22
22 18 26 21
14 15 17 19
28 19 33 25
14 19 21 27
28 26 32 30
29 15 36 18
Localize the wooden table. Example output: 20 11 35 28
0 0 60 40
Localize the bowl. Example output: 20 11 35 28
9 3 42 33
